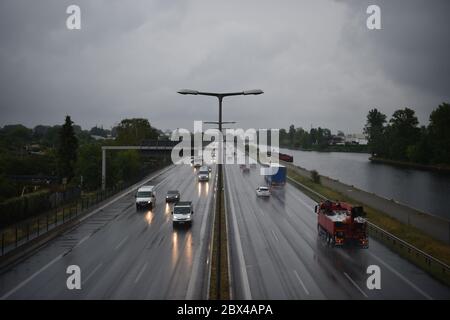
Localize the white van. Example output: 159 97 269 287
172 201 194 226
198 166 209 182
135 185 156 210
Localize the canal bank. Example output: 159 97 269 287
283 162 450 286
281 148 450 220
370 157 450 173
282 161 450 245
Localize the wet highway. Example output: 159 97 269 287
0 164 216 299
225 162 450 299
1 156 450 300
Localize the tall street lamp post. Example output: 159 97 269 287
177 89 263 299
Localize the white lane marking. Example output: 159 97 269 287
293 270 310 295
271 230 279 242
82 263 103 286
78 165 174 224
367 251 433 300
286 186 316 216
0 166 174 300
224 165 252 300
0 254 63 300
343 272 368 298
153 174 172 191
186 166 217 299
134 262 148 284
288 175 433 300
114 236 129 250
76 235 90 247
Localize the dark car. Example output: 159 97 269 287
166 190 180 203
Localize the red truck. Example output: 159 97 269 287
315 200 368 248
279 153 293 162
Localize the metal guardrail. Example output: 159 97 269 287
286 175 450 282
287 176 326 201
367 222 450 277
0 167 168 258
0 182 128 257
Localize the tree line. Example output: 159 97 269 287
0 116 165 201
364 103 450 165
279 126 332 150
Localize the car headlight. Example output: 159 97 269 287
148 201 151 203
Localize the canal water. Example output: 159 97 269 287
280 148 450 220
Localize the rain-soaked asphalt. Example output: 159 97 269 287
1 158 449 300
225 162 450 299
0 164 215 299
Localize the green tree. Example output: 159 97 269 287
428 102 450 164
279 128 288 146
113 150 141 182
406 126 431 164
0 174 16 201
294 128 305 148
0 124 32 152
387 108 420 160
90 126 110 138
56 116 79 182
364 108 387 156
299 129 312 149
40 125 61 148
309 127 330 149
116 118 159 145
33 125 50 140
288 125 295 147
76 143 102 190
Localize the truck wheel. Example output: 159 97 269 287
327 234 333 246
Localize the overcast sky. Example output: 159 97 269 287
1 0 449 134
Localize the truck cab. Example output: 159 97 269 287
135 185 156 210
172 201 194 226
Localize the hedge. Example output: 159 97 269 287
0 190 51 228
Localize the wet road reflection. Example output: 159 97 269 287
171 228 194 269
172 231 178 268
145 210 154 225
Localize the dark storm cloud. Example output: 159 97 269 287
0 0 449 133
338 0 450 120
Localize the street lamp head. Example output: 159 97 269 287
243 89 264 95
177 89 199 95
204 121 236 124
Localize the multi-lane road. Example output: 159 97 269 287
0 161 449 299
225 162 450 299
0 164 216 299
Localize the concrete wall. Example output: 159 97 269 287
284 162 450 244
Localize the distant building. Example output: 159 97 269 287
91 135 106 141
329 135 345 145
91 134 115 141
25 144 46 155
345 133 368 145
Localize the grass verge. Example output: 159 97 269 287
209 173 230 299
288 170 450 287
